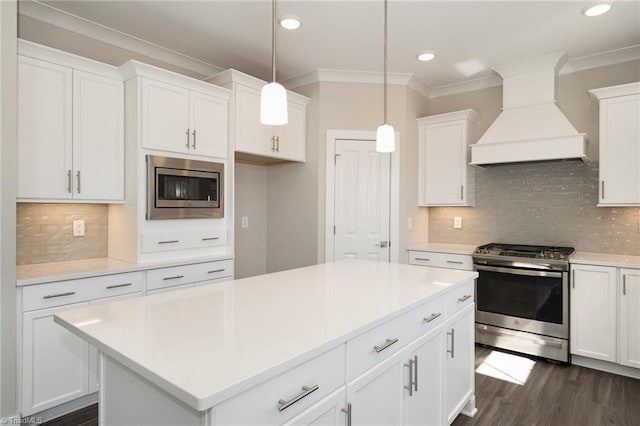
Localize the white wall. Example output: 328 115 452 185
1 0 18 418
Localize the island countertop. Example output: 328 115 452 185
55 259 478 412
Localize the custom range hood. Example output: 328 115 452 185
471 53 587 166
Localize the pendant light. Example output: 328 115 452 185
376 0 395 153
260 0 288 125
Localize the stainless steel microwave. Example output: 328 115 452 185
146 155 224 220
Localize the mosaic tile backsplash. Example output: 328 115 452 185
17 203 108 265
429 161 640 255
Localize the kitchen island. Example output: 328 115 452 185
55 260 478 425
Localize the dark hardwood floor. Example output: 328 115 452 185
42 345 640 426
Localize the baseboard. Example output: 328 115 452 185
572 355 640 379
30 393 98 423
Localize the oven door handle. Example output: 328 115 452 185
475 265 562 278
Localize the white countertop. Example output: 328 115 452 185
55 259 478 411
571 252 640 269
406 242 477 255
16 254 234 286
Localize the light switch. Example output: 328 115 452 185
241 216 249 229
453 216 463 229
73 220 85 237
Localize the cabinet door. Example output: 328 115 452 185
599 94 640 205
444 305 474 425
141 78 189 153
17 56 73 200
619 268 640 368
72 70 124 201
275 99 306 162
570 265 617 361
347 351 405 426
234 84 273 156
406 328 444 426
284 387 346 426
189 90 228 159
22 302 90 415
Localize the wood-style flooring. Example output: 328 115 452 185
42 345 640 426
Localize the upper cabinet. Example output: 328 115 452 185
417 110 477 206
207 69 308 163
121 60 230 160
589 82 640 206
17 41 124 202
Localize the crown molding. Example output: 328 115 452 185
560 44 640 75
18 0 222 77
429 75 504 98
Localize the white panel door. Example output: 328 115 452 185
72 70 124 201
346 351 404 426
406 328 444 426
619 268 640 368
333 139 390 261
444 306 474 425
424 121 465 204
22 302 90 415
189 90 228 159
570 264 617 361
17 56 73 200
141 78 189 153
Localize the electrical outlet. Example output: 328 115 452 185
72 220 85 237
453 216 463 229
241 216 249 229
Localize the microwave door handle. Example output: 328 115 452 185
475 264 562 279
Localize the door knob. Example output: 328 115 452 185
375 241 389 248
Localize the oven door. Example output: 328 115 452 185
475 265 568 339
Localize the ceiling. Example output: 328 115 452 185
28 0 640 90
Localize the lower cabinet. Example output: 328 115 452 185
619 268 640 368
406 327 444 425
444 305 475 425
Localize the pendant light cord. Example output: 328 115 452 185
272 0 276 83
383 0 388 125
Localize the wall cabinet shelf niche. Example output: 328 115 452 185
417 109 477 206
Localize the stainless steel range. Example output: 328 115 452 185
473 243 575 362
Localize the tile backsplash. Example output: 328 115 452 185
17 203 108 265
429 161 640 255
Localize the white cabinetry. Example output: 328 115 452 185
145 259 233 295
417 110 477 206
589 82 640 206
570 264 617 361
619 268 640 368
444 305 475 424
19 272 143 416
18 41 124 202
408 250 473 271
284 388 346 426
405 328 443 425
207 69 308 163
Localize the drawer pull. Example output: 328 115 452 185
415 257 430 262
447 329 455 358
341 403 352 426
163 275 185 281
423 312 442 323
106 283 132 290
446 260 464 265
158 240 179 245
207 269 225 274
202 237 220 241
277 384 319 412
458 294 472 303
374 337 399 353
43 291 76 299
404 355 418 396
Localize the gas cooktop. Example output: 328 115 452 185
472 243 575 271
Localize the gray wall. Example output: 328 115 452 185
428 60 640 255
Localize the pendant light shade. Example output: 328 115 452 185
376 0 395 153
260 0 288 125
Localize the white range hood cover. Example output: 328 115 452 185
471 53 587 166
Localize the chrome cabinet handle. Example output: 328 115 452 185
276 135 280 152
162 275 184 281
43 291 75 299
458 294 472 303
192 129 196 149
341 403 352 426
277 384 319 412
601 181 605 199
572 269 575 289
415 257 430 262
374 337 398 353
185 128 190 148
423 312 441 323
404 358 414 396
158 240 179 244
271 135 276 152
447 329 455 358
623 274 627 296
76 171 81 193
414 355 418 391
447 260 464 265
460 185 464 200
207 269 225 274
404 355 418 396
201 237 219 241
67 170 72 193
106 283 132 290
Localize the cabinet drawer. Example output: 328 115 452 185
145 260 233 291
446 281 475 319
22 272 143 312
408 251 473 271
215 345 345 425
185 259 233 283
402 295 447 344
141 230 226 254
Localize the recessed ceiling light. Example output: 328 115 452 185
582 3 612 16
417 51 436 62
280 15 301 30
